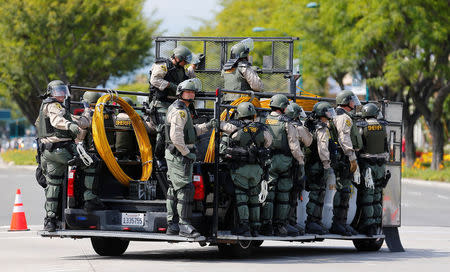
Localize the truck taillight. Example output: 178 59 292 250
193 174 205 200
67 169 76 198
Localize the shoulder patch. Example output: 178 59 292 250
179 111 186 119
345 119 352 127
55 103 62 110
160 63 167 72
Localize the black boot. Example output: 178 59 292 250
289 222 305 235
260 223 274 236
330 222 352 236
84 198 106 212
285 223 300 236
273 224 288 237
44 217 57 232
166 222 179 235
234 223 251 237
179 224 201 238
345 224 358 235
305 221 328 235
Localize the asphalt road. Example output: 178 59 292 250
0 164 449 271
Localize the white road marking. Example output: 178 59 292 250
436 194 449 200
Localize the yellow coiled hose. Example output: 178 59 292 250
92 94 152 186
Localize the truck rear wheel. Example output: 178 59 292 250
353 238 384 251
218 240 253 258
91 237 129 256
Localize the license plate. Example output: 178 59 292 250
121 213 145 226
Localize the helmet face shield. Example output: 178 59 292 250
190 78 202 92
325 108 336 119
51 85 70 98
184 53 192 64
299 108 307 118
239 38 254 52
351 95 361 106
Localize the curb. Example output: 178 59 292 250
403 178 450 188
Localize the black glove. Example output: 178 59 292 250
382 170 391 188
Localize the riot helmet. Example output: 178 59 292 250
176 78 202 103
336 90 361 108
173 46 193 64
230 38 254 59
313 102 336 119
269 94 289 111
286 102 307 120
361 103 381 118
47 80 69 99
82 91 102 105
236 102 256 119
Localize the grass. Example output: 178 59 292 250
1 149 37 165
402 166 450 182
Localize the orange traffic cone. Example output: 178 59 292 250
9 189 29 231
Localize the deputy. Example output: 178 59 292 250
219 102 272 237
285 102 312 234
165 78 216 238
353 103 390 236
35 80 90 231
304 102 337 235
330 90 363 236
222 38 263 103
261 94 304 237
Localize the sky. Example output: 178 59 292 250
143 0 222 35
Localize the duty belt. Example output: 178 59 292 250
40 140 72 153
359 153 389 160
167 143 196 157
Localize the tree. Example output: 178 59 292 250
0 0 160 124
194 0 449 169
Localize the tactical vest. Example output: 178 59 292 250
165 100 196 147
83 109 115 151
336 108 363 151
150 58 188 102
222 120 269 165
223 62 252 91
265 113 290 155
114 112 136 154
357 118 387 155
37 98 73 139
305 120 339 166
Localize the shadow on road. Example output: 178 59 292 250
63 245 450 263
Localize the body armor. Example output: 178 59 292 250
265 114 290 155
37 98 73 139
150 58 189 102
165 100 196 147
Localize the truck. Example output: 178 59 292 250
39 36 404 257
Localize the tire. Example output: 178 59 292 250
353 238 384 251
91 237 129 256
252 240 264 248
218 240 254 258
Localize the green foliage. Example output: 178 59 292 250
1 149 37 165
403 165 450 182
0 0 160 123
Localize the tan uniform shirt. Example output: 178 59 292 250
240 65 264 92
150 61 196 91
333 107 357 161
293 122 313 148
39 102 91 144
167 105 209 156
220 120 273 148
316 124 331 169
269 112 304 164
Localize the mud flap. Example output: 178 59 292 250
383 226 405 252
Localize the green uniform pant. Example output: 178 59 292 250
306 162 326 223
261 154 293 225
41 145 74 219
83 164 99 201
165 150 194 225
355 162 386 228
333 158 353 224
231 164 263 229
